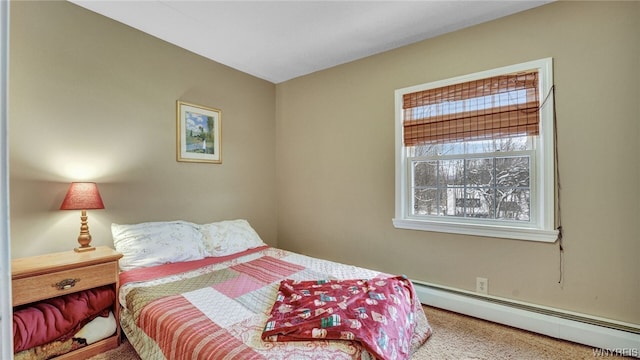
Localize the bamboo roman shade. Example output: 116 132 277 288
403 70 540 146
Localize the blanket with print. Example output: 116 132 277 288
262 276 417 360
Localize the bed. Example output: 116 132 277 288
113 219 432 360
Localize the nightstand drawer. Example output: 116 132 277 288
12 261 118 306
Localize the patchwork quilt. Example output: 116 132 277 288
119 247 432 360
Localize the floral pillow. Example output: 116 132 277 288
198 219 266 257
112 220 209 271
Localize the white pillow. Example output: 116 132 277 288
198 219 265 257
74 311 116 345
112 220 209 271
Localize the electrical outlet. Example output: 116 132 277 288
476 277 488 295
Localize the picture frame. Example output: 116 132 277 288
176 101 222 164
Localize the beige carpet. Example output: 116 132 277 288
89 306 628 360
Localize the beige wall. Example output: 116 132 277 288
276 1 640 324
9 1 277 257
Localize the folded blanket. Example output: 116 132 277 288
14 311 117 360
13 285 115 353
262 276 419 360
13 337 83 360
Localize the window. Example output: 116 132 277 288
394 58 558 242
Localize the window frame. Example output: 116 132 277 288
393 58 558 242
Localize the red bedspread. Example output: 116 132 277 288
119 247 432 359
13 285 115 353
262 276 418 360
119 246 268 286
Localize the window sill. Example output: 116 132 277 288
392 218 559 242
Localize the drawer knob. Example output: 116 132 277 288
54 278 80 290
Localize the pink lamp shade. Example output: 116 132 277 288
60 182 104 210
60 182 105 252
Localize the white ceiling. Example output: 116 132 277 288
69 1 551 84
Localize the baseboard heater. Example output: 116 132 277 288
412 280 640 358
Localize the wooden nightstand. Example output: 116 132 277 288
12 246 123 359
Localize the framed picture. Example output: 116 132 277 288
176 101 222 163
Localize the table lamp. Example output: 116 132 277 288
60 182 105 252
